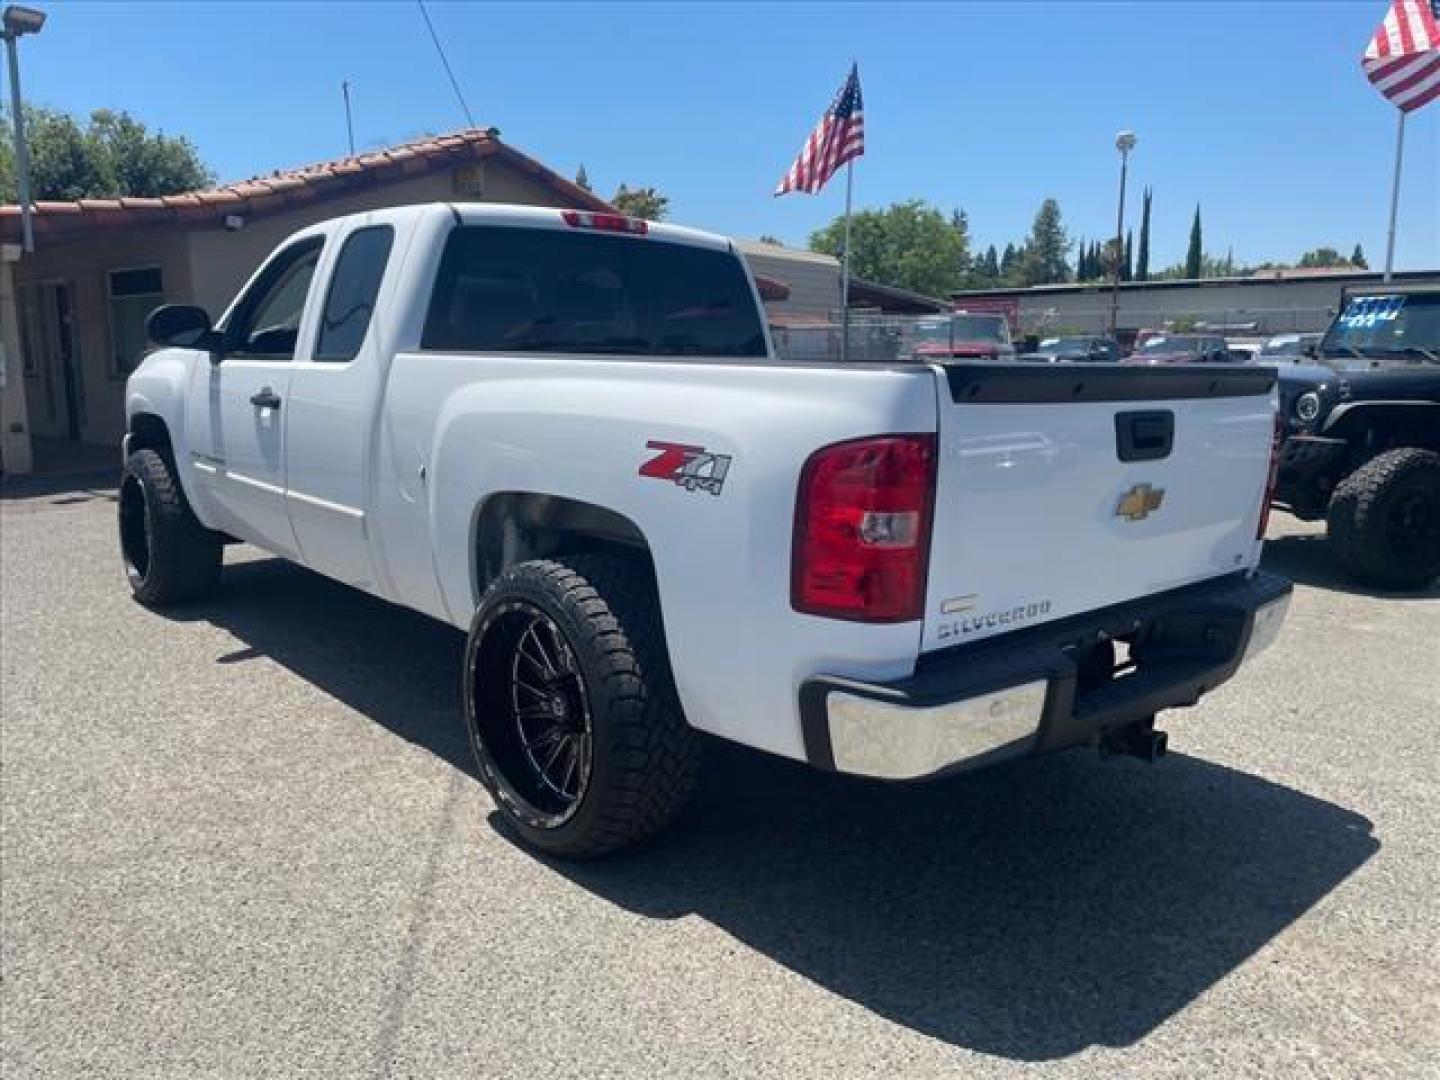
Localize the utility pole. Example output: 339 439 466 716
341 80 356 156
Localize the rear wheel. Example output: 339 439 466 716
1327 447 1440 590
118 448 223 606
463 556 700 858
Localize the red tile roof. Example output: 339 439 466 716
0 128 614 243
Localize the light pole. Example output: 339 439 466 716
3 5 45 254
1109 130 1136 339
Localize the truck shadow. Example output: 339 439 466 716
1261 532 1440 600
535 744 1375 1060
166 553 1377 1062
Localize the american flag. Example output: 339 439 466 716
1362 0 1440 112
774 65 865 196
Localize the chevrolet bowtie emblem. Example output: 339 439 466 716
1115 483 1165 522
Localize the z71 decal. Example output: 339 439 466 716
639 440 732 496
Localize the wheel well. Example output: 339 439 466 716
127 413 174 465
472 492 656 604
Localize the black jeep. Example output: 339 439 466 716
1274 283 1440 590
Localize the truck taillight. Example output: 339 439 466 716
561 210 648 235
1257 411 1283 540
792 435 936 623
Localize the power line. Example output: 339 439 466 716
416 0 476 129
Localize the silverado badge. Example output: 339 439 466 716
1115 483 1165 522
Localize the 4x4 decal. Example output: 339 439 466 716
639 440 732 496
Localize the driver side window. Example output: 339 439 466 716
225 237 325 360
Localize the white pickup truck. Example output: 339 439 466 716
122 203 1292 857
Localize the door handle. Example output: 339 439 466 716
250 387 282 411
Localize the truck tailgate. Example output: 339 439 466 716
923 364 1277 652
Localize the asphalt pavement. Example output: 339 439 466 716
2 480 1436 1078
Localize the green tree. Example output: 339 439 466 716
1297 247 1348 268
757 234 782 246
0 105 211 201
1017 198 1070 285
1184 204 1203 280
611 183 669 221
1136 186 1152 281
1000 242 1020 282
981 244 1000 280
574 163 591 191
1350 243 1368 269
1123 229 1133 282
809 199 969 298
1076 238 1087 280
951 208 972 281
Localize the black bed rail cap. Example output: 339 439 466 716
943 363 1277 404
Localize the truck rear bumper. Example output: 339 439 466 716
798 571 1292 780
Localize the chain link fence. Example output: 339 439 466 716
770 305 1335 363
1014 304 1332 340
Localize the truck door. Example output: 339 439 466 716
186 236 324 557
283 222 397 589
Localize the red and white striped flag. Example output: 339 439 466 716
1362 0 1440 112
774 65 865 196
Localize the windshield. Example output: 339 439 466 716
422 226 767 357
912 315 1009 346
1260 337 1305 357
952 315 1010 343
1136 335 1202 355
1039 336 1090 352
1320 293 1440 366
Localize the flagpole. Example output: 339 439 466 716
1383 109 1406 284
840 159 854 362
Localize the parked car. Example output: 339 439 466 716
907 312 1017 361
120 203 1291 857
1019 335 1122 363
1126 334 1233 365
1274 284 1440 589
1226 342 1264 365
1259 333 1323 364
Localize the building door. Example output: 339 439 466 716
20 282 84 441
52 285 82 440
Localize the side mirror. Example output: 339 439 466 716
147 305 220 354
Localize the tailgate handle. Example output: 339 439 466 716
1115 410 1174 462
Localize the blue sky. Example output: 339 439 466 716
19 1 1440 269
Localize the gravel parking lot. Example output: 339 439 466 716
2 478 1437 1079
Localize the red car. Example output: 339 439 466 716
1125 333 1232 365
909 313 1017 362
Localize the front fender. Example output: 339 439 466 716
1323 400 1439 446
124 348 214 523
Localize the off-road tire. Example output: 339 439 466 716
1327 447 1440 590
464 556 701 858
118 448 223 605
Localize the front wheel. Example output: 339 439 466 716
463 556 700 858
118 448 223 606
1327 447 1440 590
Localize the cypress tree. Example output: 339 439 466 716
1123 229 1134 281
1136 187 1152 281
1184 204 1203 280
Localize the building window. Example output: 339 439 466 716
107 266 164 376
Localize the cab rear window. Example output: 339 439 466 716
421 225 767 358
